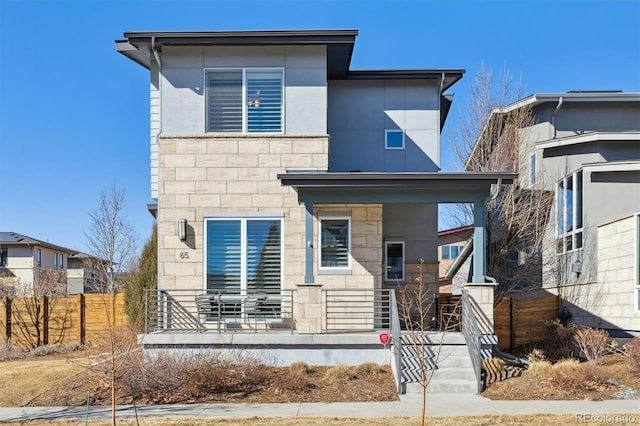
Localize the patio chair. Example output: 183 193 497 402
195 293 219 323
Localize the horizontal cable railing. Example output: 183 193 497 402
322 289 392 333
144 289 295 334
461 289 483 393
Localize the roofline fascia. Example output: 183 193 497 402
536 131 640 150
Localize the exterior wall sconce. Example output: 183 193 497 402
178 218 187 241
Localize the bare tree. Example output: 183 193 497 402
447 64 553 303
85 184 139 425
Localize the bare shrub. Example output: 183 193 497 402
541 319 578 360
525 360 552 379
574 327 610 364
624 338 640 373
526 348 546 363
0 339 24 361
323 365 356 383
30 342 83 357
289 361 311 375
355 362 386 377
547 358 608 391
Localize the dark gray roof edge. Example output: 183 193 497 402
0 232 78 254
121 29 359 47
278 171 517 182
340 69 464 92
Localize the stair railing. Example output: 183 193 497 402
461 289 483 393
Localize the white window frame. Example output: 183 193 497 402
385 130 405 150
203 215 284 295
528 152 536 187
318 214 351 274
556 171 584 254
385 240 405 282
204 67 284 134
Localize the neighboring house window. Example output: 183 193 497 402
206 69 283 133
54 253 58 269
0 248 7 266
385 241 404 281
319 216 351 271
59 254 64 269
205 217 282 294
441 245 462 260
556 171 583 253
36 248 41 267
385 130 405 150
528 153 536 187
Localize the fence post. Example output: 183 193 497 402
42 296 49 346
78 293 86 345
509 297 515 351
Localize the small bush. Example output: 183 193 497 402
574 327 610 363
0 339 24 361
624 337 640 373
30 342 83 357
542 319 578 360
289 361 311 375
323 365 356 383
525 360 552 379
526 348 546 363
547 358 608 391
355 362 385 377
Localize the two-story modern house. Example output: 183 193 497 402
116 30 515 392
467 91 640 338
0 232 74 295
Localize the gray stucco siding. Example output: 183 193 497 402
327 80 440 172
157 45 328 136
382 204 438 261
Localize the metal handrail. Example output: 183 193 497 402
461 289 483 393
388 289 403 394
322 289 392 333
144 289 295 333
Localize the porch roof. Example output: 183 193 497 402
278 171 517 204
278 171 517 284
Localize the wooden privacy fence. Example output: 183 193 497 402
0 293 127 349
494 293 561 350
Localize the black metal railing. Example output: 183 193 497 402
322 289 392 332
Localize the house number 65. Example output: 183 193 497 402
179 251 189 259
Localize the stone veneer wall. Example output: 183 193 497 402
157 135 328 292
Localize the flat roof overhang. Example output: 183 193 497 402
116 29 358 79
278 172 517 204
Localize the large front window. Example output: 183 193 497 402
206 69 283 133
556 171 583 253
205 217 282 294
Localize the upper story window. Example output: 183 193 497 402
556 171 583 253
385 130 405 150
441 245 462 260
206 69 283 133
54 253 58 269
36 248 41 267
0 248 7 267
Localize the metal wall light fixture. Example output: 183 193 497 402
178 218 187 241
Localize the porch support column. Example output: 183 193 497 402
472 199 486 283
303 201 315 284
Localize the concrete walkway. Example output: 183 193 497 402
0 394 638 422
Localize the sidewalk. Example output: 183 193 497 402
0 394 638 422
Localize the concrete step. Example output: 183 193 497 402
400 332 466 345
404 378 478 394
402 354 473 369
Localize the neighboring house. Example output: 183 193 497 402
437 225 473 278
0 232 73 295
0 232 102 295
467 91 640 337
116 29 515 375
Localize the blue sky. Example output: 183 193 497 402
1 0 639 255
